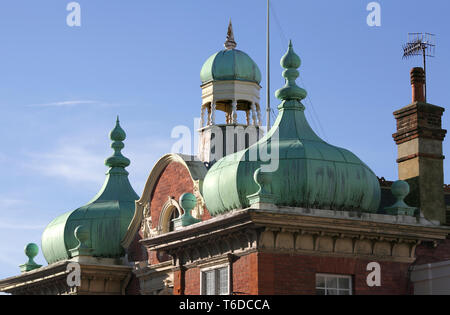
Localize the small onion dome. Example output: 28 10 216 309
41 117 139 264
200 21 261 85
202 41 381 215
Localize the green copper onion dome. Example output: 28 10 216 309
41 118 139 264
202 41 381 215
200 21 262 85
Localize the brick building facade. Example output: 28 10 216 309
1 24 449 296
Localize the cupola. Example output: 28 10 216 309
198 20 264 164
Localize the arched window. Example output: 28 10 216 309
158 197 183 234
168 207 179 232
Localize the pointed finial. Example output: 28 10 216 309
275 40 307 102
224 19 237 50
105 117 130 169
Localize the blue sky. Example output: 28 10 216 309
0 0 448 280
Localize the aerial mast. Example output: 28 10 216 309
402 33 436 102
266 0 271 131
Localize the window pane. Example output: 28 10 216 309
326 289 338 295
218 268 228 295
316 289 326 295
338 290 350 296
316 275 325 288
338 277 350 290
205 271 215 295
326 277 338 289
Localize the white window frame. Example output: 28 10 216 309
315 273 353 295
200 263 231 295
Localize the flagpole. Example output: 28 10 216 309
266 0 271 131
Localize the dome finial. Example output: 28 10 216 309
224 19 237 50
105 117 130 169
275 40 307 102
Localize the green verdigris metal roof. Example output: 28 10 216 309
41 118 139 264
202 41 381 216
200 49 262 85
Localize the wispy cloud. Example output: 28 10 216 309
0 198 26 209
25 144 106 184
0 221 46 230
26 100 117 108
23 132 175 193
0 197 48 231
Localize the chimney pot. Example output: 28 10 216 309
410 67 425 103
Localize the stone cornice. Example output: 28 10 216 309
248 208 450 241
0 261 70 294
140 209 253 251
393 102 445 118
139 207 450 265
0 260 132 295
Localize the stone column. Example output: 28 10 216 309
210 101 216 125
251 103 257 126
256 104 262 126
200 106 205 128
207 105 211 126
231 100 238 124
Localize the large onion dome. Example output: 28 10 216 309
200 21 261 85
41 117 139 264
202 41 381 216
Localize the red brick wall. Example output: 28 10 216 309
257 252 412 295
415 239 450 265
178 252 412 295
184 268 201 295
127 231 147 262
150 162 195 230
232 253 258 295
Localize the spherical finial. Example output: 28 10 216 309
74 225 90 244
391 180 410 201
180 193 197 212
24 243 39 260
20 243 42 273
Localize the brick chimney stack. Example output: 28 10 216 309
392 67 447 224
